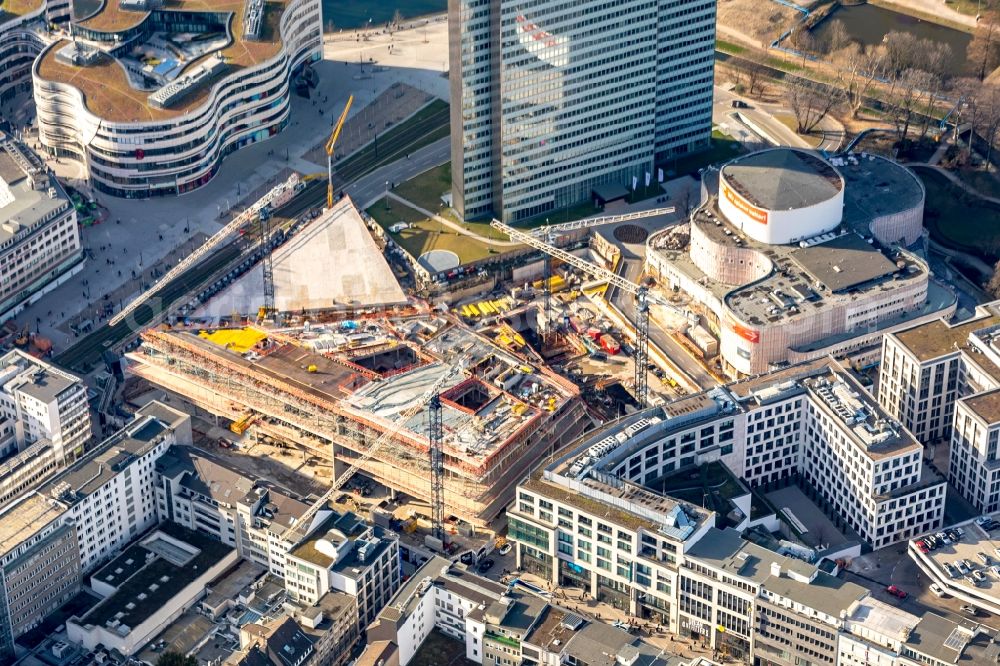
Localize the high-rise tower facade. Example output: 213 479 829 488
449 0 716 223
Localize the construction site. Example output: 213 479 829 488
127 315 588 528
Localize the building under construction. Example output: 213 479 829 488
128 317 588 527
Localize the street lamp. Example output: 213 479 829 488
385 180 390 210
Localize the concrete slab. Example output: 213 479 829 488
195 196 406 317
765 484 857 550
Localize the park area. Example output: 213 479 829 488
913 166 1000 264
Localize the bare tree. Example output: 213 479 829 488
953 77 985 164
824 19 852 55
787 79 841 134
969 12 1000 80
917 43 953 141
976 83 1000 170
833 43 886 119
883 31 921 77
886 69 928 145
742 53 769 98
987 259 1000 298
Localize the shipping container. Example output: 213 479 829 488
600 334 620 355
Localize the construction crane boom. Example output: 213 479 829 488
281 354 467 541
528 206 676 237
110 174 301 327
492 219 694 408
326 95 354 209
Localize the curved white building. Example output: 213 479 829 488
0 0 69 108
717 149 844 245
647 148 952 377
31 0 321 198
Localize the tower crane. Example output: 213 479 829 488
110 174 301 328
525 206 676 238
326 95 354 209
280 354 467 542
491 219 695 408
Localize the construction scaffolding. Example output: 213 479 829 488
130 323 589 525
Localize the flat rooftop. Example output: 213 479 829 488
790 233 898 293
0 0 44 21
839 153 925 235
79 522 234 629
720 149 842 210
43 416 167 504
37 0 288 123
0 139 72 244
0 493 65 559
892 303 1000 362
962 388 1000 425
196 197 407 318
802 366 920 461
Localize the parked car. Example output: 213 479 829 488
886 585 907 599
961 605 978 616
916 541 929 554
731 100 750 108
956 560 970 575
929 583 947 598
979 552 992 566
943 562 957 577
974 570 988 584
477 558 495 573
498 543 512 556
936 532 952 545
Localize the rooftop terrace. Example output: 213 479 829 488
0 0 45 22
36 0 287 123
893 303 1000 362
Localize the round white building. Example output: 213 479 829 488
718 149 845 245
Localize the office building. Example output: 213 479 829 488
0 350 90 466
285 513 400 628
646 149 955 377
41 401 189 572
32 0 322 198
0 493 79 662
448 0 715 222
878 302 1000 512
369 555 721 666
0 133 84 321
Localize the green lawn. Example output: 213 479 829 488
395 162 452 212
913 166 1000 263
367 200 498 264
662 131 745 177
716 39 746 55
773 113 823 148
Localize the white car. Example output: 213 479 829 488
929 583 947 598
498 543 512 556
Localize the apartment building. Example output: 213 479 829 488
878 302 1000 512
448 0 715 222
0 133 84 322
0 350 90 464
0 493 79 662
40 401 189 571
680 527 869 663
285 513 400 629
368 555 719 666
155 445 310 576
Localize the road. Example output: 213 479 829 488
347 136 449 208
609 258 717 391
713 86 844 154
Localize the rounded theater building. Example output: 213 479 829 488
718 149 845 245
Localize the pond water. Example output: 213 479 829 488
72 0 447 29
813 3 972 71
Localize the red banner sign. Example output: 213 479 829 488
730 319 760 343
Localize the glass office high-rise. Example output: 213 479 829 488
449 0 716 223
